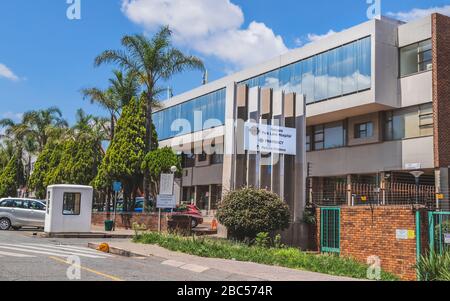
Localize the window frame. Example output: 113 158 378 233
399 39 433 78
62 192 81 216
354 122 374 139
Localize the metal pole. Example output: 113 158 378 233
158 208 161 233
416 177 419 205
113 191 117 232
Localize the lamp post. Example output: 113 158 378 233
410 171 424 205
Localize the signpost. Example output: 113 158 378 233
112 181 122 232
157 171 177 232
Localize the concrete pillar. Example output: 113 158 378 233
347 175 352 206
435 167 450 210
247 87 260 188
380 172 386 205
222 83 237 193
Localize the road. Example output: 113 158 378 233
0 230 259 281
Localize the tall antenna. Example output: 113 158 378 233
167 86 173 100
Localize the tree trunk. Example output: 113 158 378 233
143 92 153 212
110 113 115 141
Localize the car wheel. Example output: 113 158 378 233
0 218 11 231
191 219 199 229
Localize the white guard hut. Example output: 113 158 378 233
44 185 93 233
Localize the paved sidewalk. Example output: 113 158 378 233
90 240 363 281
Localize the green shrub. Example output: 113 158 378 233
216 187 290 241
416 250 450 281
254 232 271 248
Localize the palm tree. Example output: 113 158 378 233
94 26 205 209
81 70 140 140
72 109 109 155
22 107 68 152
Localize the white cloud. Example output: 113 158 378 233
1 112 23 121
387 5 450 22
0 63 19 81
294 30 338 47
121 0 288 69
307 30 337 43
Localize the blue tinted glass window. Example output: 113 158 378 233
314 52 328 101
357 37 371 91
341 42 358 94
327 47 343 98
153 88 226 141
238 36 371 104
302 57 315 104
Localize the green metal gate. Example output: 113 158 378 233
320 208 340 254
429 211 450 254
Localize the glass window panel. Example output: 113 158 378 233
63 193 81 216
357 37 372 91
400 44 418 76
342 42 358 94
418 40 432 52
290 62 302 94
314 52 328 101
324 121 345 149
327 47 342 98
302 57 315 104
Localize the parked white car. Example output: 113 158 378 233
0 198 46 230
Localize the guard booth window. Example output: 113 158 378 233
63 192 81 215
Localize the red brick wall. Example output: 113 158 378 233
92 212 169 232
432 13 450 168
316 206 427 281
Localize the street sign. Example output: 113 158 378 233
160 173 174 195
445 233 450 244
156 194 176 209
405 163 421 170
113 181 122 193
396 229 408 240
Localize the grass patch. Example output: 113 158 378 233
134 232 399 281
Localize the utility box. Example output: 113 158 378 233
44 185 93 233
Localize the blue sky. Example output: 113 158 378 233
1 0 449 125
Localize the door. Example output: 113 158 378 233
320 208 341 254
28 201 46 227
10 200 31 226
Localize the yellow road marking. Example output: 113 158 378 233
49 256 124 281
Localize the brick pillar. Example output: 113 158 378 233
432 13 450 209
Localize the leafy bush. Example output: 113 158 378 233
134 232 398 280
254 232 271 248
216 187 290 240
416 251 450 281
254 232 285 249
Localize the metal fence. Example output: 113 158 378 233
310 182 443 208
320 208 340 254
429 212 450 254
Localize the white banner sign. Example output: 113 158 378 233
157 194 176 209
244 122 296 155
159 173 174 195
